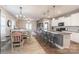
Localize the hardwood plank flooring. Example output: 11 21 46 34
2 36 79 54
35 35 79 54
5 36 46 54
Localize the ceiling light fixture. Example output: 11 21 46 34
47 9 51 18
16 6 26 20
47 6 51 18
42 6 51 18
52 5 55 20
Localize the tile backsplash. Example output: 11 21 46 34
67 26 79 32
52 26 79 32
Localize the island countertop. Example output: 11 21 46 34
44 30 72 35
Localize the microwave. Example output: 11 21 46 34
58 22 64 26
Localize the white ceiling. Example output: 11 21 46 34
2 5 79 20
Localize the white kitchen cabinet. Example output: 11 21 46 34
65 13 79 26
52 19 58 26
70 13 79 26
71 32 79 43
58 16 71 26
59 17 65 22
52 17 71 26
51 13 79 26
64 17 71 26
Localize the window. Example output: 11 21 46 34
11 20 15 29
26 22 32 31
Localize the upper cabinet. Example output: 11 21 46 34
52 19 59 26
70 13 79 26
51 13 79 26
64 17 71 26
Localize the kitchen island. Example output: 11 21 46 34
36 30 71 49
49 31 71 49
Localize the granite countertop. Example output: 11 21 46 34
44 30 71 35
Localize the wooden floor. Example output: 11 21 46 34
3 35 79 54
7 36 46 54
35 35 79 54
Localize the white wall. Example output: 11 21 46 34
0 6 16 41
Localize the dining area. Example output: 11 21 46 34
10 29 32 52
6 29 46 54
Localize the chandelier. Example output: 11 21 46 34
16 6 26 20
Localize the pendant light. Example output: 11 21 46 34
52 5 55 20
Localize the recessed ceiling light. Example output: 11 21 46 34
52 18 55 20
